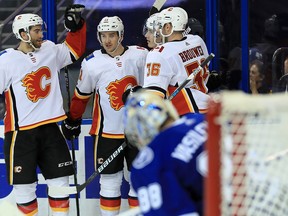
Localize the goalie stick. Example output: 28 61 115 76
49 141 127 196
168 53 215 100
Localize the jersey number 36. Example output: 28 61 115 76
147 59 209 94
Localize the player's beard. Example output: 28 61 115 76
30 38 43 49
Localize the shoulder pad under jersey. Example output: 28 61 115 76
85 53 94 61
0 50 7 57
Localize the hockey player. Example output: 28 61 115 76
143 7 211 115
123 90 206 216
142 13 161 49
0 5 86 216
61 16 148 216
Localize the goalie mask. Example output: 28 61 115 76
97 16 124 44
154 7 188 41
123 90 179 149
12 13 46 50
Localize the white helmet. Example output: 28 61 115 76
155 7 188 38
123 90 179 149
97 16 124 44
12 13 44 41
142 13 159 36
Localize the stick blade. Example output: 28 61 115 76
48 185 78 196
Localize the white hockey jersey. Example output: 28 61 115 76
0 21 86 133
0 41 79 132
143 34 210 115
70 46 148 138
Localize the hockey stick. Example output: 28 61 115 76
149 0 166 16
49 141 127 196
168 53 215 100
64 66 80 216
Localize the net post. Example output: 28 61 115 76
205 95 221 216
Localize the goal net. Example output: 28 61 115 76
206 91 288 216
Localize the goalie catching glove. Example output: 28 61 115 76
64 4 85 32
61 113 82 140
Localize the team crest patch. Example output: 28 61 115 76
132 147 154 169
106 76 137 111
14 166 22 173
21 67 51 103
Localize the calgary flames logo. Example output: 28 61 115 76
21 67 51 103
106 76 137 111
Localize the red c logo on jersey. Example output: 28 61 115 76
106 76 137 111
21 67 51 103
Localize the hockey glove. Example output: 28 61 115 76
122 86 142 104
61 113 82 140
64 4 85 32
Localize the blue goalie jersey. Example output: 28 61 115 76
131 113 207 216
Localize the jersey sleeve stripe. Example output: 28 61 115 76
74 87 92 99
